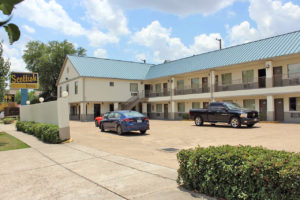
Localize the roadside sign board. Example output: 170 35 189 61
10 72 39 89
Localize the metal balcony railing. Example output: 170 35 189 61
145 90 170 98
174 86 210 95
215 77 265 92
273 73 300 87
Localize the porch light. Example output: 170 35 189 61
39 97 44 103
62 91 69 98
26 100 30 105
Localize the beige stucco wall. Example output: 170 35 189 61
58 78 83 103
20 101 58 124
84 78 143 102
60 60 80 82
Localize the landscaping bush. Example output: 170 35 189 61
182 113 190 120
15 121 60 144
177 145 300 200
3 118 15 124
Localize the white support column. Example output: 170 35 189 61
114 102 119 111
210 70 215 102
267 95 274 121
265 61 273 88
170 101 175 120
142 103 147 115
170 77 175 119
80 102 86 121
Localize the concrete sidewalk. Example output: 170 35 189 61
0 124 212 200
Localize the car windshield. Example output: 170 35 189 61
224 102 242 110
123 111 144 118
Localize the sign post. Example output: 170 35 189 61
10 72 39 105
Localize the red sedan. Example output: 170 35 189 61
95 116 104 127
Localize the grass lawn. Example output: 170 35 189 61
0 132 30 151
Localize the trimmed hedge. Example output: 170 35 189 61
177 145 300 200
3 118 15 124
16 121 60 144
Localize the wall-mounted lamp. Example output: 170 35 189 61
26 100 30 105
266 64 270 69
39 97 44 103
62 91 69 98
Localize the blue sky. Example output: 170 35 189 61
2 0 300 72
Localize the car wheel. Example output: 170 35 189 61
230 117 241 128
117 125 123 135
211 123 216 126
100 124 105 132
140 130 146 134
194 116 203 126
95 120 98 127
247 124 255 128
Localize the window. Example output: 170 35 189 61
114 113 121 119
59 86 62 98
66 84 69 93
191 78 199 89
130 83 138 92
192 102 200 109
222 73 232 85
290 97 300 111
156 104 162 112
75 81 78 94
109 82 114 87
203 102 209 109
155 83 161 93
177 80 184 90
288 63 300 78
242 70 254 83
109 104 114 111
243 99 256 110
178 102 185 113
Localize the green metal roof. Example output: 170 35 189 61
146 30 300 79
68 30 300 80
67 55 152 80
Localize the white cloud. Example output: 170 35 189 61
111 0 238 16
132 21 221 62
135 53 146 60
87 29 119 47
227 21 259 45
16 0 86 36
16 0 121 47
22 25 35 33
93 48 107 58
82 0 130 35
249 0 300 36
228 0 300 45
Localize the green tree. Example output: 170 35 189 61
0 42 10 102
23 40 86 101
0 0 23 44
14 90 39 104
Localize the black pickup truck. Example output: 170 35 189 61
189 102 259 128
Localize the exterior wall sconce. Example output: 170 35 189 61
62 91 69 98
26 100 30 105
39 97 44 103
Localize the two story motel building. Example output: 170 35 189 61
57 30 300 123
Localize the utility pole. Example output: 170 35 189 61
216 38 222 50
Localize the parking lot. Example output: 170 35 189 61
70 120 300 169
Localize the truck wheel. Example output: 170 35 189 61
195 116 203 126
230 117 241 128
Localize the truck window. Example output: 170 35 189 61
210 103 226 111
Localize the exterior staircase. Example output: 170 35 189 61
121 92 146 110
